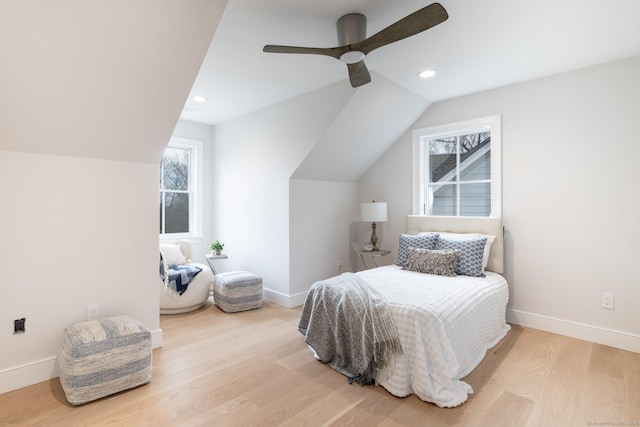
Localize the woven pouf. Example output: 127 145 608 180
214 271 263 313
57 315 152 405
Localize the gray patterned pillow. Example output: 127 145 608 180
435 236 488 277
403 248 459 276
396 233 439 266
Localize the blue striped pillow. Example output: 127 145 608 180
396 233 439 266
435 236 487 277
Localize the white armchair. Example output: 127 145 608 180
159 240 213 314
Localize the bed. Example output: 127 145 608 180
298 215 510 407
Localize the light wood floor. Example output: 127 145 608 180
1 300 639 426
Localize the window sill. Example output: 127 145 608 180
160 233 204 243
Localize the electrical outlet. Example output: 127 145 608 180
14 318 26 334
87 304 99 320
601 292 614 309
337 259 343 271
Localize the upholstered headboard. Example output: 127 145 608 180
405 215 504 274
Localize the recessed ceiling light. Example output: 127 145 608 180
419 69 436 79
192 95 207 103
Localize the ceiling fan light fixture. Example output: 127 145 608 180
340 50 365 64
419 69 436 79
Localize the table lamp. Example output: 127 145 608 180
360 201 388 251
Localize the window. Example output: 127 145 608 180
412 115 501 217
159 138 203 237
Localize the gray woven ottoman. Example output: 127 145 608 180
214 271 263 313
57 315 152 405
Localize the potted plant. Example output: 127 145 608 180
211 240 224 255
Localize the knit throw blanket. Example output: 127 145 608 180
298 272 402 385
159 253 202 298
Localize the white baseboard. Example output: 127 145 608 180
263 288 306 308
0 328 164 396
151 328 163 349
0 357 58 396
507 308 640 353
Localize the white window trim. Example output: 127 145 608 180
412 114 502 217
160 137 204 241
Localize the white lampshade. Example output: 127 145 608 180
361 202 388 223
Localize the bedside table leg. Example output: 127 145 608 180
205 258 218 275
359 253 379 270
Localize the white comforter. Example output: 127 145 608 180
356 265 510 407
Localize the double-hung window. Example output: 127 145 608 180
159 137 203 237
413 115 501 217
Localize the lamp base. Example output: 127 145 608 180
370 222 379 251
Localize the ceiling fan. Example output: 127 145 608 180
263 3 448 88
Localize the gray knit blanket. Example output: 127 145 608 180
298 272 402 385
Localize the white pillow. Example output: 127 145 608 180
159 243 186 266
420 231 495 269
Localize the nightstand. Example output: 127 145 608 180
205 254 227 298
205 254 227 275
358 250 390 269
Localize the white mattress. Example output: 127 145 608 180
356 265 510 407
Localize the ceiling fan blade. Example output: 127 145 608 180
263 44 346 60
353 2 448 55
347 60 371 87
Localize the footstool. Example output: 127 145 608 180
57 315 152 405
214 271 263 313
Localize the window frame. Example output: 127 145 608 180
159 137 204 240
412 115 502 217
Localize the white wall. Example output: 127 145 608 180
289 179 359 305
292 74 430 182
0 151 159 394
208 79 430 306
358 131 417 269
359 55 640 352
211 82 354 306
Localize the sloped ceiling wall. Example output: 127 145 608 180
0 0 227 164
291 73 430 182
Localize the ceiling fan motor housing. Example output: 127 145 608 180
337 13 366 45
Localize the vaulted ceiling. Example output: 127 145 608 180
181 0 640 126
3 1 639 169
